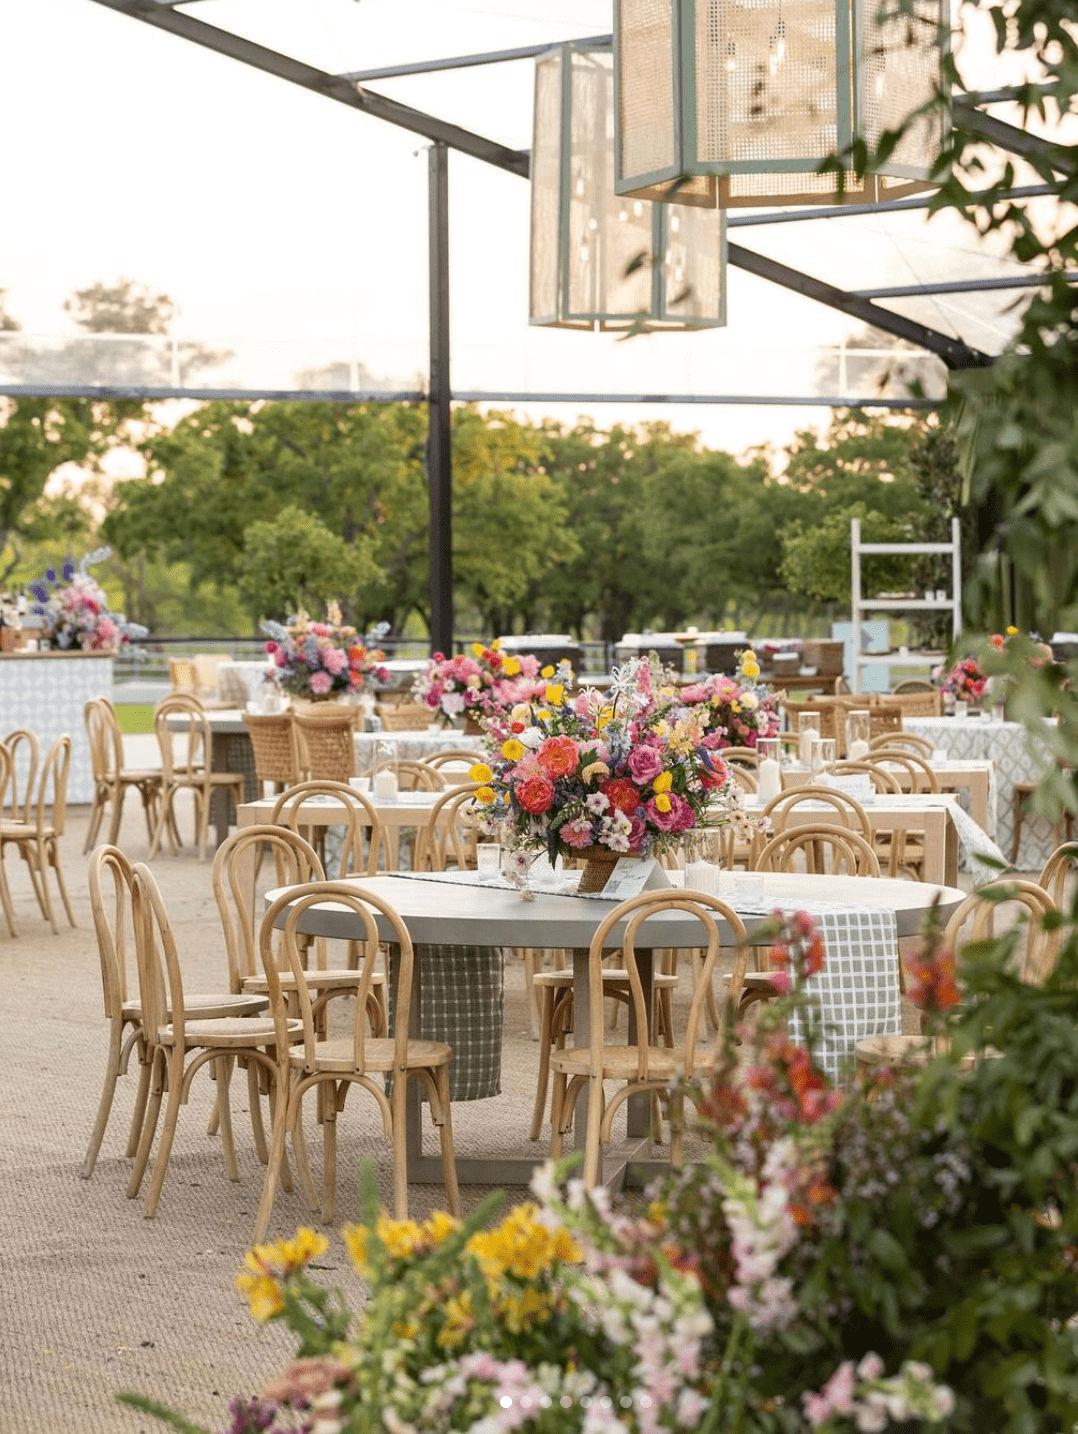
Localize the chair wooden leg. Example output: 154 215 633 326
433 1067 461 1218
0 847 18 938
390 1073 409 1219
246 1059 269 1165
582 1076 605 1189
321 1083 339 1225
85 791 107 853
529 985 557 1141
106 783 126 846
30 839 60 934
143 1052 187 1217
126 1054 152 1158
49 838 76 927
253 1068 291 1244
81 1018 124 1178
292 1093 319 1209
213 1057 240 1181
127 1054 166 1199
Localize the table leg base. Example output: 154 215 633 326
408 1136 663 1192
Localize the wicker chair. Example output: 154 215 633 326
293 706 358 784
376 703 434 731
878 689 943 718
242 712 301 794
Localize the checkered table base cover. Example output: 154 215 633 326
387 944 504 1102
787 907 902 1084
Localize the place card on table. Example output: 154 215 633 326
598 857 672 901
821 773 876 803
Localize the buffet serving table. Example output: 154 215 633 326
0 649 112 803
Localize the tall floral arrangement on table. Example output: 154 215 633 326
262 606 389 701
469 655 746 867
411 640 563 727
679 649 783 749
28 548 147 653
933 654 988 703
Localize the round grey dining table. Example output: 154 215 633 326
265 870 965 1189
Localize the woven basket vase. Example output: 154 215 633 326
576 844 636 894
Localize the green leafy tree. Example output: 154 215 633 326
239 504 382 620
781 502 917 606
0 398 101 584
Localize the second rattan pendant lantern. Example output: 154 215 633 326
530 42 726 330
614 0 947 208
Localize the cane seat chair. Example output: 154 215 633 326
84 697 164 852
212 825 386 1034
242 711 301 795
81 845 273 1179
151 693 245 861
865 699 905 741
548 890 749 1188
855 879 1060 1072
270 780 391 876
752 823 882 877
425 748 488 775
293 706 358 784
878 689 943 718
1038 841 1078 910
3 728 38 825
368 758 446 792
126 862 301 1218
891 678 937 694
375 703 434 731
0 733 75 932
413 784 483 872
868 731 935 759
252 883 461 1237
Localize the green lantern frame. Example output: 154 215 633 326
613 0 948 208
530 42 726 331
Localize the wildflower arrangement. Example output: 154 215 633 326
261 606 389 701
411 640 561 726
933 655 988 702
27 548 147 653
679 649 783 748
468 655 744 865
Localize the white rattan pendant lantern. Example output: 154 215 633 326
530 43 726 330
614 0 946 208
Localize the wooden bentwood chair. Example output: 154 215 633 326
252 883 461 1240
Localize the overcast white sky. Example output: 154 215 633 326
0 0 1045 459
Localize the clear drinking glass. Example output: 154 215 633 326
810 737 836 777
797 712 821 766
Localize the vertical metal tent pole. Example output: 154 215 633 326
428 141 453 656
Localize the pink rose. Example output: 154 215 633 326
645 795 678 831
666 793 696 832
627 744 664 783
560 817 594 849
322 647 348 675
308 671 333 695
515 774 555 814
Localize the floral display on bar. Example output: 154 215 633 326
469 655 748 866
678 649 784 747
412 640 568 727
27 547 147 653
933 654 988 703
261 606 389 701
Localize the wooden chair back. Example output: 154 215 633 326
1038 841 1078 911
293 706 357 783
33 734 72 837
270 780 389 875
822 760 903 794
891 678 936 694
89 844 137 1019
865 698 905 739
869 731 934 758
756 783 873 847
193 653 227 696
792 700 841 746
720 746 759 768
425 748 486 770
154 692 210 781
867 749 940 793
212 824 325 991
585 890 749 1073
368 758 446 792
881 689 943 717
752 823 881 876
168 656 196 692
243 711 301 790
414 784 483 871
260 882 416 1078
84 698 119 787
3 727 39 824
129 862 184 1045
942 879 1061 985
376 703 435 731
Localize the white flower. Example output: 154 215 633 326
441 691 465 717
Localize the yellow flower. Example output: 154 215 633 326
541 665 555 679
1007 625 1019 635
581 761 609 783
342 1225 368 1273
597 707 614 729
377 1214 424 1259
469 762 494 784
503 656 521 676
545 683 564 705
475 786 495 805
501 738 525 761
466 1203 580 1287
535 709 551 722
392 1318 420 1339
235 1227 328 1322
422 1209 459 1245
236 1270 283 1323
741 650 761 679
491 638 501 650
437 1290 475 1349
471 642 485 657
653 771 672 793
654 793 672 813
502 1286 553 1333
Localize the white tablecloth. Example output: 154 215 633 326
354 728 482 770
906 716 1056 870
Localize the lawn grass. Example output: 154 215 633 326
114 703 155 735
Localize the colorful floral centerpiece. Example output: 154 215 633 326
27 548 147 653
411 639 561 728
933 654 988 703
468 656 747 888
261 606 389 701
679 649 784 748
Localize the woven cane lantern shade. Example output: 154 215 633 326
530 43 726 330
614 0 947 208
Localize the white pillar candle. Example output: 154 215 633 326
373 768 398 801
757 755 782 803
848 738 870 760
685 860 718 894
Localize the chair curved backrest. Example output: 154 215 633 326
1038 841 1078 911
881 688 943 717
868 731 935 758
260 882 416 1077
865 698 905 739
212 824 326 990
414 783 483 872
376 703 434 731
752 823 881 877
587 890 749 1073
154 692 210 782
84 698 117 786
89 844 137 1019
942 878 1061 985
368 758 446 792
270 779 387 875
866 749 940 793
758 784 873 840
3 727 39 824
891 678 936 694
425 748 487 770
720 746 759 768
822 760 903 794
242 711 301 789
34 734 71 836
292 706 357 783
129 862 183 1043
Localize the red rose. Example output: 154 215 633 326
515 774 556 814
601 777 642 815
537 735 579 778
